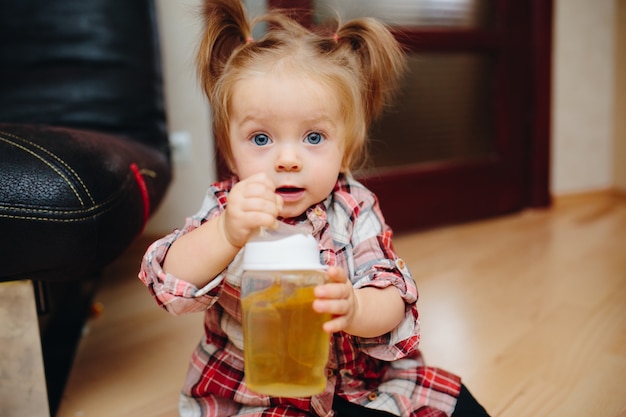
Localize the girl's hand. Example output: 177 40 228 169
222 173 283 248
313 266 357 334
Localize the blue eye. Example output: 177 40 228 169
252 133 271 146
305 132 324 145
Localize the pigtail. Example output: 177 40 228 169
197 0 252 99
334 18 407 125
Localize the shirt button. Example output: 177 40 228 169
395 258 406 270
325 368 335 378
314 206 324 217
367 392 378 401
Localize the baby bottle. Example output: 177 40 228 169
240 226 330 397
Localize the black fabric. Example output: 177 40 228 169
332 384 490 417
333 395 397 417
451 385 491 417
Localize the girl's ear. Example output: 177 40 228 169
225 152 238 176
340 152 353 174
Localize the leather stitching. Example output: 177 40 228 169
0 171 135 222
0 129 154 223
0 130 96 206
0 127 143 223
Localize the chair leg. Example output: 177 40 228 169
0 280 50 417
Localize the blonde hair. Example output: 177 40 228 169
197 0 406 173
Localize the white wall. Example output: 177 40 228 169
146 0 623 234
147 0 215 235
614 0 626 191
551 0 617 194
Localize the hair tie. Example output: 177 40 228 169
333 33 340 43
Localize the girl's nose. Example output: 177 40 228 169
275 145 301 172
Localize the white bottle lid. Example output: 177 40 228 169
242 228 326 271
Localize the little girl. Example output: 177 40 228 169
140 1 490 416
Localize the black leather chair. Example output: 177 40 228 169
0 0 172 415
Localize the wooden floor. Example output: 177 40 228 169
56 191 626 417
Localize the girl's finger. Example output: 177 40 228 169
327 266 348 283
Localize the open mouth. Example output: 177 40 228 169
276 187 305 201
277 187 303 193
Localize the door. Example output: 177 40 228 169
251 0 553 231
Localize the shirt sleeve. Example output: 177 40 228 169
138 183 230 316
339 182 420 361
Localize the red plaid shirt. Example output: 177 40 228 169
139 175 461 417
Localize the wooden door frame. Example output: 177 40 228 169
360 0 553 230
529 0 553 208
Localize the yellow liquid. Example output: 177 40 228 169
242 282 330 397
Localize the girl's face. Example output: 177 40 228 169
228 72 346 219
